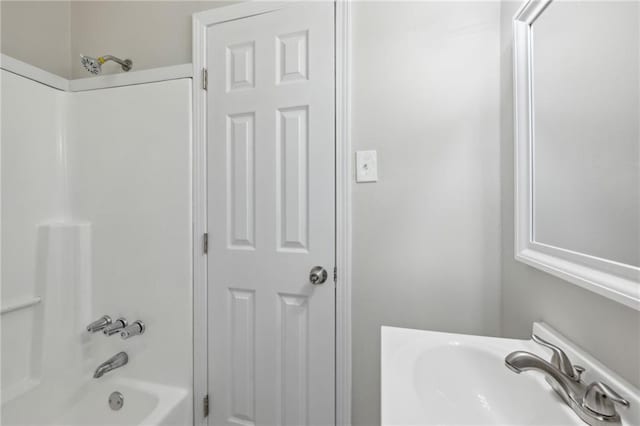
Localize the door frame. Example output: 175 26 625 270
191 2 352 425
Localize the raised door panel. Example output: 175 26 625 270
227 113 256 250
229 289 256 425
276 106 309 252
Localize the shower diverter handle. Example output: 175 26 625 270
120 320 145 340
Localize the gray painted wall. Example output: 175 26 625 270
0 1 234 79
1 1 71 78
499 0 640 388
69 1 235 78
351 2 502 424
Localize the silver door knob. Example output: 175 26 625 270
309 266 328 285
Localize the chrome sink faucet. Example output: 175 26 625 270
505 335 629 426
94 352 128 378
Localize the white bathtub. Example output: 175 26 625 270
1 377 189 426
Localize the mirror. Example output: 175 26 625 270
532 0 639 267
514 0 640 309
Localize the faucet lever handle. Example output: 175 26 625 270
86 315 112 333
532 334 576 378
583 381 630 417
103 318 128 336
120 320 145 340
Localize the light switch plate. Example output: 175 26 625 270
356 150 378 183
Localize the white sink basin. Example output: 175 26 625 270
381 322 640 426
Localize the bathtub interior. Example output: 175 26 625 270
2 377 188 426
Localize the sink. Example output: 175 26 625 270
381 322 640 426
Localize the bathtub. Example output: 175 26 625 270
1 376 189 426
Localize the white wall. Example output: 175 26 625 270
500 0 640 388
1 70 99 425
351 2 502 424
67 79 193 409
1 70 68 398
0 1 71 78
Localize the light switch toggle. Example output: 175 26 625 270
356 150 378 183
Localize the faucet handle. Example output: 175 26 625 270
583 381 630 417
103 318 128 336
532 334 576 379
86 315 112 333
120 320 145 340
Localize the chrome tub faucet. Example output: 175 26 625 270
86 315 146 339
94 352 128 378
505 335 629 426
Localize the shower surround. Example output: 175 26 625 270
1 69 193 425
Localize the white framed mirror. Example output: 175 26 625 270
513 0 640 309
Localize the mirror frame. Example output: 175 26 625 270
513 0 640 310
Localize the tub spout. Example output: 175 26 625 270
93 352 128 378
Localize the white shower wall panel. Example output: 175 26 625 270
1 71 68 301
1 70 68 395
2 72 193 424
66 78 193 410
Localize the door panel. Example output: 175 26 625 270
207 3 335 425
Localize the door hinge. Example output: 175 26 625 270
203 394 209 418
333 266 337 283
202 68 208 90
203 233 209 254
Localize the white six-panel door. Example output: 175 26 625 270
206 3 335 425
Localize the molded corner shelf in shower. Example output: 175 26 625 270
0 297 42 315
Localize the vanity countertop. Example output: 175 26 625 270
381 322 639 426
